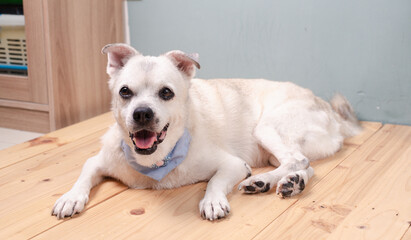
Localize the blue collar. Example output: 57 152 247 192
121 128 191 182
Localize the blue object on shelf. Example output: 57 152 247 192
0 64 27 70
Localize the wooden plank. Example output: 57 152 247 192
43 0 124 130
0 129 127 239
31 122 382 239
401 228 411 240
0 180 126 240
0 129 104 192
326 125 411 240
0 111 114 169
0 105 49 133
253 124 411 240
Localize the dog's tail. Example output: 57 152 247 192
330 93 362 137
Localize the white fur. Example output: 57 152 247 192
52 44 361 221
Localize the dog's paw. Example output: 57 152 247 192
276 172 306 198
238 174 273 194
199 193 230 221
51 190 89 219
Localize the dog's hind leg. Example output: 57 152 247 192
238 116 315 197
199 151 251 221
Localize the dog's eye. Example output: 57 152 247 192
119 87 133 99
159 87 174 101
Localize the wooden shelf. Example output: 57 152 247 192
0 0 125 133
0 74 31 102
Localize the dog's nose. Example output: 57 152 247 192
133 107 154 125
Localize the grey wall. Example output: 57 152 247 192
128 0 411 125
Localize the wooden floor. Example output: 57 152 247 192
0 112 410 239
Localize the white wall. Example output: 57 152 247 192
128 0 411 125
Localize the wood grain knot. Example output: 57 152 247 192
28 137 58 147
130 208 145 215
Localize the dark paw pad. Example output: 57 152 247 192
245 185 256 192
243 181 271 194
255 181 265 187
277 174 305 198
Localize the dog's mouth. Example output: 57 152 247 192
129 123 169 155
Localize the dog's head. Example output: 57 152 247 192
102 43 200 165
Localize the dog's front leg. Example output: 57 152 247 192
199 154 251 221
52 154 104 219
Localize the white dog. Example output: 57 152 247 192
52 43 361 221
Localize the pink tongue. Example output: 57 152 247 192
133 131 157 149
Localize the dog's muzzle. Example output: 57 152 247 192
129 123 169 155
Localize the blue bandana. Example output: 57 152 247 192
121 129 191 181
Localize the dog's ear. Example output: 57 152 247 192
165 50 200 78
102 43 139 76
